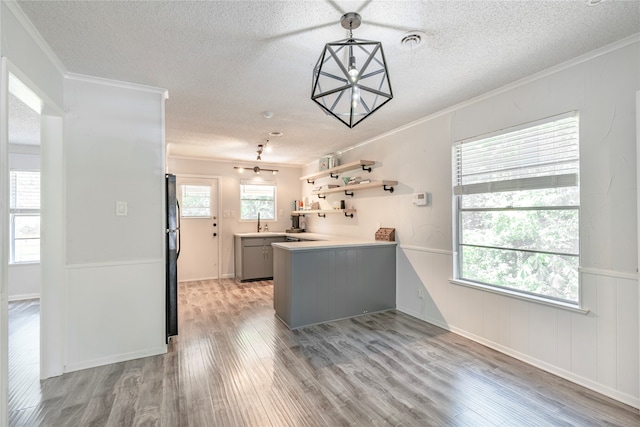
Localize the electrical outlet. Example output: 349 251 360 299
223 210 231 218
418 288 423 298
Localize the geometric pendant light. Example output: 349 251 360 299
311 12 393 128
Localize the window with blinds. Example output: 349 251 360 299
452 112 580 304
180 184 211 218
9 170 41 263
240 180 276 220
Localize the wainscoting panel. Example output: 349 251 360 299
65 259 166 372
397 245 640 409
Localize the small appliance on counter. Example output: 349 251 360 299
286 200 305 233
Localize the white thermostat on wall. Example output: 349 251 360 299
413 192 430 206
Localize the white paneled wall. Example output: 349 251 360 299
398 249 639 407
63 75 167 372
304 39 640 408
65 260 166 371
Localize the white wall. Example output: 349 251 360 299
302 40 640 408
168 157 302 278
63 76 167 371
1 3 67 420
7 148 40 300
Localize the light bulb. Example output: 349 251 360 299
348 56 359 109
238 167 244 173
351 85 360 110
348 67 358 84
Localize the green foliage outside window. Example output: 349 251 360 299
240 183 276 220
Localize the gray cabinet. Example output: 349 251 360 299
234 236 285 281
273 244 396 329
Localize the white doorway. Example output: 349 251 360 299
176 176 220 282
1 60 65 424
6 74 42 419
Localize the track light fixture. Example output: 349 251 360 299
234 166 278 175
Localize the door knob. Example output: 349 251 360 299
212 223 217 227
213 232 217 237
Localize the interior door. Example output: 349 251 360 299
176 176 219 282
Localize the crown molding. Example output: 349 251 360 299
167 153 304 169
65 72 168 97
3 0 67 77
330 33 640 162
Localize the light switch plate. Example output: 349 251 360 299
116 201 128 216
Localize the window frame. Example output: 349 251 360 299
451 112 581 307
9 169 41 264
239 180 277 221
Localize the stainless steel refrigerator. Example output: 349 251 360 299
165 174 180 342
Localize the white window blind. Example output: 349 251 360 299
180 184 211 218
453 112 579 195
9 170 41 263
10 170 40 210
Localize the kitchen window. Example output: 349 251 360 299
180 184 211 218
9 170 41 264
240 180 276 221
452 112 580 304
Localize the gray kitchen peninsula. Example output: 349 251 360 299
272 239 397 329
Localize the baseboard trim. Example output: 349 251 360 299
8 293 40 302
66 259 163 270
64 345 167 374
398 309 640 410
178 276 218 283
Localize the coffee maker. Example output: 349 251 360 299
286 200 305 233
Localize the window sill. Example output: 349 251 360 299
9 261 40 266
449 279 590 314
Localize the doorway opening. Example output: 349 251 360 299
7 73 42 416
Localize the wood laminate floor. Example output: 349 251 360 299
8 279 640 426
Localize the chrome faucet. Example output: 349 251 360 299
257 212 261 232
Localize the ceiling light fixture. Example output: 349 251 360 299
311 12 393 129
234 166 278 175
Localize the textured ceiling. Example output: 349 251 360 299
9 93 40 146
14 0 640 165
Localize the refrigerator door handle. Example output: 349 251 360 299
176 200 181 259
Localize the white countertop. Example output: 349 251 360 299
233 231 333 240
234 231 396 250
272 240 397 251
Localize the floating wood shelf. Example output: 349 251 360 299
292 209 357 218
301 160 375 183
311 180 398 197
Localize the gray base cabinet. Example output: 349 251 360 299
235 236 285 281
273 245 396 329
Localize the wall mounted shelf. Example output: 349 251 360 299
292 209 357 218
311 180 398 197
301 160 375 184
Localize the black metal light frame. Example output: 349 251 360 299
311 13 393 129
